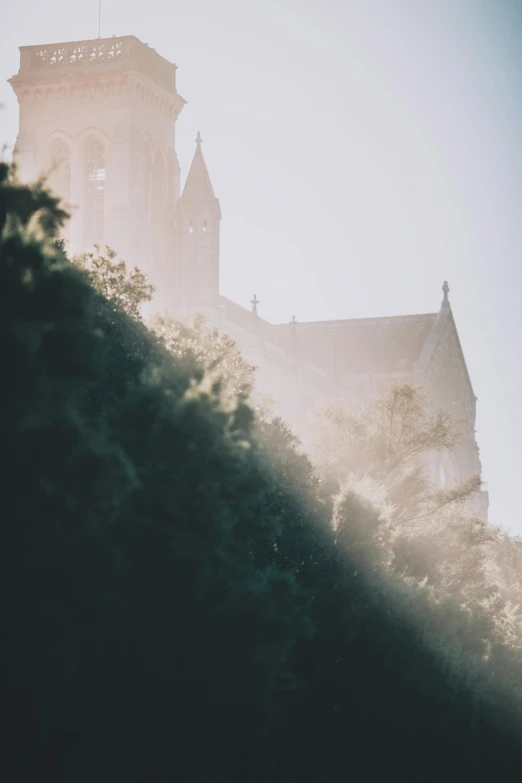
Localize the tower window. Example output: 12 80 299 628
90 166 106 189
189 222 194 234
83 138 105 248
203 220 208 233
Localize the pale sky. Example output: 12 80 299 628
2 0 522 532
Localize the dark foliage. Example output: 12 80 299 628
0 163 309 781
2 162 522 782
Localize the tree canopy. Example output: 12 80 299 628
2 161 522 782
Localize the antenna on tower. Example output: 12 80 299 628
98 0 102 38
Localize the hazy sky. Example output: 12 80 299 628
2 0 522 532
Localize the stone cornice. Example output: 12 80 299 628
10 72 185 121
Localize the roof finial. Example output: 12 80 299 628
250 293 259 316
196 131 202 147
442 280 450 305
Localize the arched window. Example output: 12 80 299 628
83 138 105 247
47 140 71 204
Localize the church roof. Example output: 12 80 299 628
218 284 474 391
220 292 438 377
273 313 438 375
179 132 220 212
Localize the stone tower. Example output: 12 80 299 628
174 132 221 321
8 35 186 292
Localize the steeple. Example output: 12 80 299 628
179 131 221 216
174 132 221 319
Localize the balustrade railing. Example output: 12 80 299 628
17 36 176 93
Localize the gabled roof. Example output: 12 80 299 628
218 284 472 393
273 313 438 375
219 295 437 374
416 296 476 399
446 307 475 399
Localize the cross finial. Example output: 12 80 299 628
196 131 202 147
250 294 259 315
442 280 450 304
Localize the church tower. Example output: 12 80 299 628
8 35 186 291
174 132 221 321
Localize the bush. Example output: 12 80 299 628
0 163 309 782
2 163 522 782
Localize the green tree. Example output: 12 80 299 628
150 311 256 402
3 161 522 783
73 245 155 319
316 381 479 518
0 161 310 782
316 382 522 652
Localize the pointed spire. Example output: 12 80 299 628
179 131 220 213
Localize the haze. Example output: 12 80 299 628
1 0 521 531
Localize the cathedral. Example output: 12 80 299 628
8 33 489 520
